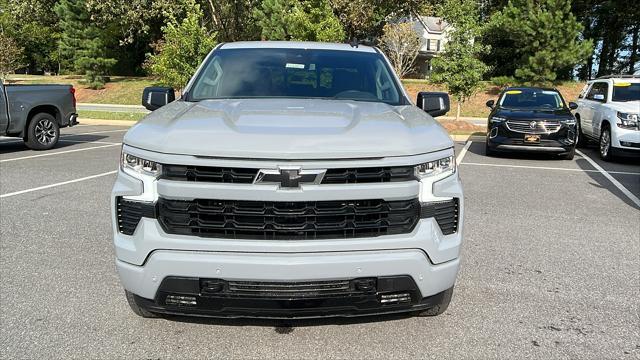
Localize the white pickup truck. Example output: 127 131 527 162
574 75 640 160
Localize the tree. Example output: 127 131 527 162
0 32 24 79
431 0 488 120
145 1 216 90
253 0 345 42
379 22 421 79
492 0 592 83
55 0 117 88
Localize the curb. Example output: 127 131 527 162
78 118 137 127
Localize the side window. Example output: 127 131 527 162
578 84 590 99
586 82 608 102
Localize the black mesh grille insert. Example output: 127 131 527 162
225 280 353 298
157 198 420 240
116 197 156 235
161 165 416 184
420 199 459 235
322 167 415 184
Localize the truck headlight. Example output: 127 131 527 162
414 156 456 180
617 112 638 129
121 152 162 177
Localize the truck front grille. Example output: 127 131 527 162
157 198 420 240
161 165 416 184
420 199 459 235
225 280 353 298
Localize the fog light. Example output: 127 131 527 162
490 127 498 138
165 295 197 306
380 292 411 304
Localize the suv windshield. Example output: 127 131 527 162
499 89 565 109
612 82 640 102
189 48 403 105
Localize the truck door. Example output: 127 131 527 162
0 83 8 134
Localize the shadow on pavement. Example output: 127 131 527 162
0 134 110 154
466 140 569 161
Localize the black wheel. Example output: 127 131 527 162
415 287 454 317
599 126 613 161
575 115 586 148
485 141 495 157
25 113 59 150
125 290 158 318
561 147 575 160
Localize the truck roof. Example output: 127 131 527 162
218 41 378 53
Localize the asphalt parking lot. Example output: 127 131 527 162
1 124 638 359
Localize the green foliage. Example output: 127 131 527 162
431 0 489 106
0 32 24 79
380 23 421 79
490 75 516 88
145 1 216 90
55 0 117 88
253 0 345 42
492 0 592 84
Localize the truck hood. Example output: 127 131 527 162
603 101 640 113
124 99 452 159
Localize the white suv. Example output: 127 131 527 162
574 75 640 160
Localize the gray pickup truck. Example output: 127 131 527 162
113 41 463 319
0 82 78 150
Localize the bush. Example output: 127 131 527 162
490 76 516 88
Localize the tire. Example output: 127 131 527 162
575 115 586 148
125 290 158 318
485 141 495 157
561 147 575 160
25 113 60 150
415 287 454 317
599 126 613 161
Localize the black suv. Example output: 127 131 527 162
485 87 579 160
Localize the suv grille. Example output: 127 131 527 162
506 120 561 134
157 198 420 240
162 165 416 184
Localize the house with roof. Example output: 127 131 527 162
411 16 451 78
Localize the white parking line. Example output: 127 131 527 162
0 143 121 163
0 170 117 199
457 141 472 165
461 162 640 176
59 139 121 145
575 149 640 208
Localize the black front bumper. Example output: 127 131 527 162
487 122 576 154
131 276 447 319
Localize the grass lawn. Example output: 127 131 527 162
78 110 146 121
7 75 585 118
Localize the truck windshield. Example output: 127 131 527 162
188 48 403 105
499 89 565 109
612 83 640 102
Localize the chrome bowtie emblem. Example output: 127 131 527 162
254 167 325 188
529 121 537 129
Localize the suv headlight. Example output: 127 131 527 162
490 116 506 123
121 151 162 177
617 112 638 129
414 156 456 180
561 118 576 126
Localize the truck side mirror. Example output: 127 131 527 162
417 92 450 117
568 102 578 110
142 87 175 111
486 100 495 108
